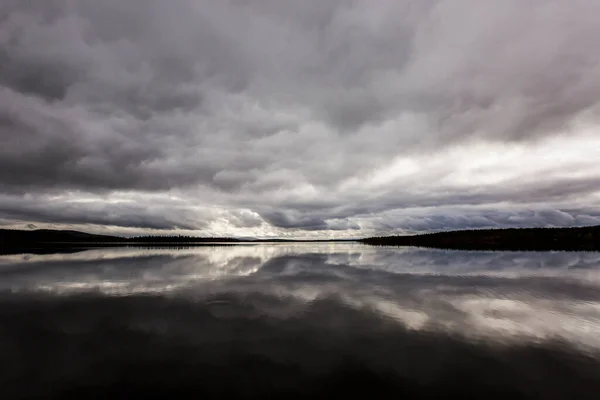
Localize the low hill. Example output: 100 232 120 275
360 226 600 251
0 229 247 248
0 229 122 245
3 226 600 252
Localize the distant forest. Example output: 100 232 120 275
0 229 240 248
360 225 600 251
0 229 346 255
2 225 600 253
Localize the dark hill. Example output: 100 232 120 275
0 229 121 245
0 229 246 254
3 225 600 253
360 226 600 251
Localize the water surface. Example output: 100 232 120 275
1 244 600 398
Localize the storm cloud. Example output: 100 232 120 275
1 0 600 236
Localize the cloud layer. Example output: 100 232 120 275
1 0 600 236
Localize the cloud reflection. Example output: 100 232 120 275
2 244 600 350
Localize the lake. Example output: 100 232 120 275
1 243 600 398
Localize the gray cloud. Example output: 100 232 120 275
0 194 207 231
1 0 600 234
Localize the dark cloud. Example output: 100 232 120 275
260 211 329 231
0 0 599 234
366 208 600 234
0 194 207 231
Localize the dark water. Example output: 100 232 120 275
1 244 600 399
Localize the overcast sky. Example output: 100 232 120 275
1 0 600 238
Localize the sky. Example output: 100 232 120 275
1 0 600 238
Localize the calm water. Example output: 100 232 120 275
1 244 600 398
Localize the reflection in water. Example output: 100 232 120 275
1 244 600 398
